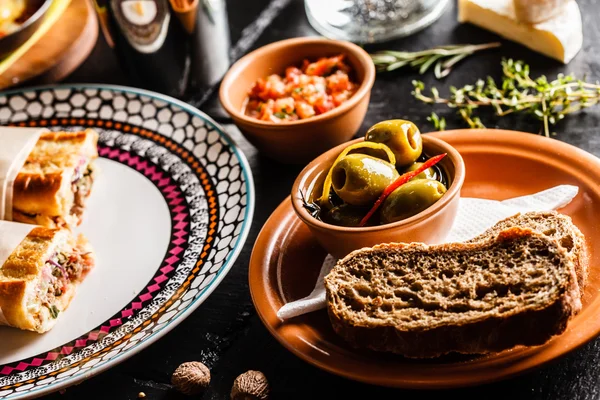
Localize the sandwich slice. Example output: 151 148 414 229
12 129 99 229
467 211 588 291
324 227 581 358
0 226 95 333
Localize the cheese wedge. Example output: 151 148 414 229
458 0 583 64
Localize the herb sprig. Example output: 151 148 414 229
370 42 501 79
412 59 600 137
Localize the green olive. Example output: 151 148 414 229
365 120 423 167
380 179 447 224
323 204 368 227
405 162 438 181
331 154 399 206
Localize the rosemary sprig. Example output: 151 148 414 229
370 42 501 79
412 59 600 137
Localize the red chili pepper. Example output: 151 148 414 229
358 153 447 227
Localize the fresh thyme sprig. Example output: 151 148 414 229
412 59 600 137
370 42 501 79
427 112 446 131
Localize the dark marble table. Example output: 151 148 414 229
38 0 600 398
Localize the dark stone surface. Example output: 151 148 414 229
37 0 600 398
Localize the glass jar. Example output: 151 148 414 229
304 0 449 43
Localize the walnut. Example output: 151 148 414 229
230 370 269 400
171 361 211 395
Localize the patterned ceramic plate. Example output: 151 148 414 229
0 85 254 399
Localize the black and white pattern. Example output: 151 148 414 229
0 85 254 399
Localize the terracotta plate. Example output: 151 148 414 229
249 129 600 389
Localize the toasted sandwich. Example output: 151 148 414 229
0 225 95 333
12 129 99 229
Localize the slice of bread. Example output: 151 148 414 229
324 227 582 358
468 211 588 291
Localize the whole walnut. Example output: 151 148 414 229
171 361 211 395
230 370 269 400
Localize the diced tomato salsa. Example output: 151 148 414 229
244 54 358 122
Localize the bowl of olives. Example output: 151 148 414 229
291 119 465 259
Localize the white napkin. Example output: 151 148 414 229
0 127 44 220
277 185 579 320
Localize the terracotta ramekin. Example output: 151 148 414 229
219 37 376 164
291 135 466 259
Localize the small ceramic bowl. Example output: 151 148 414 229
219 37 376 164
291 135 466 259
0 0 52 59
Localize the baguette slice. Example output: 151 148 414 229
468 211 588 291
13 129 99 229
0 227 95 333
324 227 581 358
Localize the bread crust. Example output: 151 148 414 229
327 297 574 358
12 129 98 226
325 227 582 358
1 227 65 277
12 209 79 229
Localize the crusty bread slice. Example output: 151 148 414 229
13 129 99 229
0 227 95 333
324 227 581 358
467 211 588 291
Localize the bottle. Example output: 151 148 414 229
94 0 191 98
